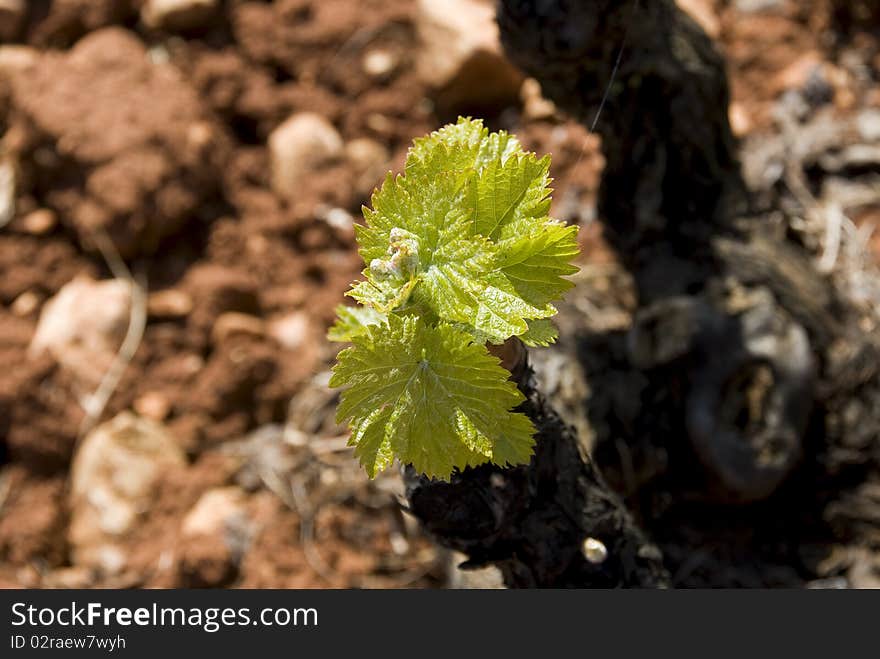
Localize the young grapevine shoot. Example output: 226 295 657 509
329 118 580 479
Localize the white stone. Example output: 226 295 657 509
269 113 343 199
268 312 310 351
582 537 609 564
181 487 247 538
735 0 784 12
857 109 880 142
29 277 131 389
0 45 38 75
0 157 14 229
323 207 354 233
363 49 397 78
68 412 186 571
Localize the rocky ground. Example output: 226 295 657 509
0 0 878 588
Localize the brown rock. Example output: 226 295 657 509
42 567 96 589
416 0 523 115
520 78 557 121
10 290 41 316
178 537 237 587
142 0 217 32
0 468 67 567
211 312 266 345
773 51 824 95
28 0 133 46
0 0 26 41
345 137 389 172
345 137 389 197
848 551 880 589
147 289 193 318
269 112 343 199
318 206 355 240
2 354 85 471
6 28 228 257
181 264 260 337
20 208 57 235
0 45 37 74
133 391 172 421
178 487 250 587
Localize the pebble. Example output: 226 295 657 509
582 537 609 564
0 0 26 41
415 0 523 113
268 312 310 351
0 157 15 229
10 290 41 316
362 49 397 79
212 312 266 345
133 392 172 421
148 289 193 318
142 0 217 32
29 277 131 388
68 412 186 572
181 487 248 538
20 208 57 235
268 113 343 199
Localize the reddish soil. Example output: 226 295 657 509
0 0 877 588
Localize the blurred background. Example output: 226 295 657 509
0 0 878 588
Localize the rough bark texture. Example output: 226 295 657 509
407 0 880 588
497 0 805 501
503 0 745 285
405 356 669 588
498 0 880 505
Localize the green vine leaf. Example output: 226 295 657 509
330 315 536 479
327 304 386 343
498 221 579 308
467 152 551 239
329 117 580 479
519 319 559 347
352 120 566 343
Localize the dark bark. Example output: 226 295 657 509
494 0 880 585
405 355 669 588
407 0 880 588
831 0 880 32
496 0 880 504
499 0 745 281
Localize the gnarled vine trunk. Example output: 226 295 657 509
405 353 669 588
406 0 880 587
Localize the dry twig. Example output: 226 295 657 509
78 229 147 437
